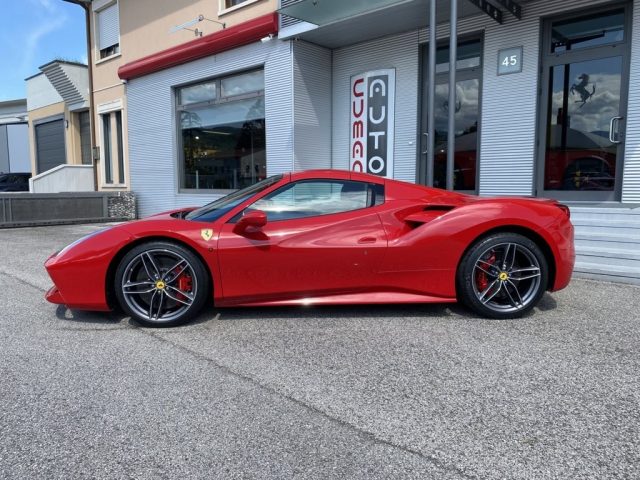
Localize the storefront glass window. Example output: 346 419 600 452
435 39 481 74
551 9 624 54
221 70 264 97
177 70 265 191
422 38 482 191
433 79 480 190
179 81 217 106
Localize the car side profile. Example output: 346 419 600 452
45 170 575 327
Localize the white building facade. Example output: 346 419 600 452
0 99 30 174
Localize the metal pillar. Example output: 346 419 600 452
426 0 436 186
446 0 457 191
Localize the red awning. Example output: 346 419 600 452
118 12 279 81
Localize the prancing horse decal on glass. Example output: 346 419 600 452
571 73 596 108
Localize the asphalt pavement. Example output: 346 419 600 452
0 223 638 479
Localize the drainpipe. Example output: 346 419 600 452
64 0 98 191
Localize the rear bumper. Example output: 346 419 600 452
550 221 575 291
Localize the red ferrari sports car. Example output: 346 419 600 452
45 170 574 327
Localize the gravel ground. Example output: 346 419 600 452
0 223 638 479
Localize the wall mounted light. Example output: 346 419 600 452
169 14 226 37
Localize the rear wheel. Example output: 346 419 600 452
114 241 209 327
457 233 548 319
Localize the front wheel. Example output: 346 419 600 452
457 233 548 319
114 241 209 327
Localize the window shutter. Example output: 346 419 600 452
97 3 120 51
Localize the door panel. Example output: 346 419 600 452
543 56 623 193
538 6 630 201
216 211 387 303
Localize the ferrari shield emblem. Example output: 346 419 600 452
200 229 213 241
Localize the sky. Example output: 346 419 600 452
0 0 87 102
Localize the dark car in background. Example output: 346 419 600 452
0 173 31 192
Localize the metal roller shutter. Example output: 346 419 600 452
35 119 65 174
97 3 119 51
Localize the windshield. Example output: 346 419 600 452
184 174 284 222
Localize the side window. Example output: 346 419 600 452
244 180 383 222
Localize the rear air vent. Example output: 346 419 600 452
424 205 455 212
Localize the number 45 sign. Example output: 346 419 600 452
498 47 523 75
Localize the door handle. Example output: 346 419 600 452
422 132 429 155
358 236 376 244
609 116 623 144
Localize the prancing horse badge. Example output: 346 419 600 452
200 229 213 241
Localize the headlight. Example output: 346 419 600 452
56 228 109 258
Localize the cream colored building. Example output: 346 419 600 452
25 61 92 191
67 0 278 192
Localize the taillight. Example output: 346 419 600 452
556 203 571 219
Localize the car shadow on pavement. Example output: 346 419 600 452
53 293 559 329
188 302 496 326
55 304 126 325
536 292 558 312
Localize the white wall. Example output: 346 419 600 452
26 74 63 111
622 1 640 203
293 41 332 171
29 165 94 193
62 63 90 101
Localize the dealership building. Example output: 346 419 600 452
117 0 640 284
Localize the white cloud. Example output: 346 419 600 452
20 1 68 73
33 0 56 13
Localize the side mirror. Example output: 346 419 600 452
233 210 267 234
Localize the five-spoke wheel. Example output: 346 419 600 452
457 233 548 318
114 241 209 327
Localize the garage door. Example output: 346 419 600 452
35 119 65 174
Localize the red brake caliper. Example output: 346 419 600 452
176 274 193 301
476 251 496 292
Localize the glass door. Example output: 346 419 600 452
420 38 482 192
538 7 629 200
432 77 480 190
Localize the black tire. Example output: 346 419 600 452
114 241 209 327
457 233 548 319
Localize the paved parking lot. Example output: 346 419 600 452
1 223 639 479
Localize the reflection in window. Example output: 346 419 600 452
544 57 621 191
221 71 264 97
102 113 112 184
177 70 265 191
435 39 481 74
551 9 624 53
433 79 479 191
251 180 378 221
101 110 125 185
225 0 247 8
179 81 216 105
